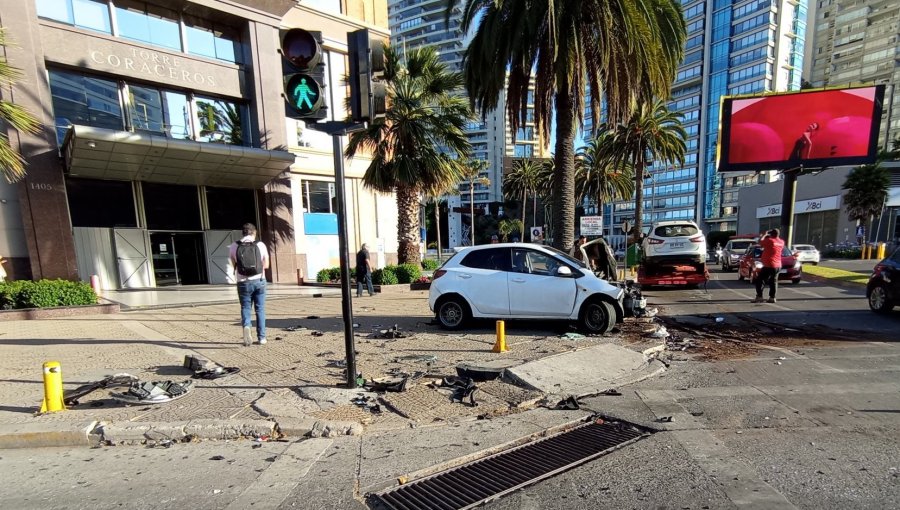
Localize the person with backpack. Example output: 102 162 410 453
228 223 269 346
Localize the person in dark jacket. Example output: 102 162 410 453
356 244 375 297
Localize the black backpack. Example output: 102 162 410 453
235 241 263 276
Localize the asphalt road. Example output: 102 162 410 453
2 273 898 509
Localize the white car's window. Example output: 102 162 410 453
512 249 563 276
730 241 753 251
654 224 699 237
544 246 587 268
460 248 509 271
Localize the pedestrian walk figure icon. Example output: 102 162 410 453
293 78 316 110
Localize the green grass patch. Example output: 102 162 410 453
803 264 869 286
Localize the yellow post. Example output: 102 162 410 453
492 320 508 353
878 243 886 260
40 361 66 413
860 243 866 260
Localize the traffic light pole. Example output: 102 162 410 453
311 121 367 388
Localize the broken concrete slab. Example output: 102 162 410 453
96 419 276 444
296 386 379 411
504 344 664 397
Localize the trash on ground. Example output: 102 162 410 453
394 354 437 363
656 416 673 423
64 373 139 406
110 380 194 405
715 317 725 323
599 388 622 396
326 359 347 368
648 326 669 339
775 361 782 365
554 395 580 410
365 376 409 393
210 455 225 461
351 394 382 414
192 366 240 380
284 325 306 332
316 351 336 357
311 331 325 337
637 307 658 318
777 356 787 360
560 332 586 340
370 324 413 340
440 376 478 407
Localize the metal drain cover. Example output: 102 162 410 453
374 418 650 510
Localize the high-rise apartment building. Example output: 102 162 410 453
804 0 900 146
600 0 808 237
388 0 547 244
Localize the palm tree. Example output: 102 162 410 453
0 29 41 183
461 159 491 245
842 160 890 239
575 131 635 211
504 158 543 233
346 46 473 264
454 0 686 250
498 218 524 242
606 100 686 238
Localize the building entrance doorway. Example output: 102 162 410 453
150 232 208 286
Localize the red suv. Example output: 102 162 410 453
738 244 802 285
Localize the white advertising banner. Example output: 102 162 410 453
756 195 841 219
580 216 603 236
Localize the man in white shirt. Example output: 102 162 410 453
227 223 270 346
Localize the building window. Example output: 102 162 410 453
66 177 136 228
514 144 534 158
115 0 182 52
303 181 335 214
37 0 111 34
184 16 241 63
128 85 164 133
49 69 124 144
194 96 243 145
142 183 202 230
206 187 256 230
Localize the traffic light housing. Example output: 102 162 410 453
348 29 387 123
280 28 327 120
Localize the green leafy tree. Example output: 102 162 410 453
453 0 686 250
346 46 473 264
606 100 686 237
498 218 524 242
576 130 635 212
0 29 41 182
842 160 890 235
504 158 543 233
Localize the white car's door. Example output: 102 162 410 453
453 247 511 316
508 249 578 317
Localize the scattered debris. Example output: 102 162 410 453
656 416 673 423
648 326 669 339
284 325 306 332
316 351 336 357
370 325 413 340
365 376 409 393
560 332 586 340
325 359 347 368
394 354 437 364
64 373 139 406
599 388 622 396
777 356 787 360
637 307 658 318
311 331 325 337
554 396 580 410
351 394 383 415
775 361 782 365
210 455 225 461
111 380 194 405
715 317 725 323
192 366 241 380
440 376 478 407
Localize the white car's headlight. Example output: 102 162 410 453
794 261 802 269
753 261 763 269
731 254 740 259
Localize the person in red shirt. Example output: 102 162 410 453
753 229 785 303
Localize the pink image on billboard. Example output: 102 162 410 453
718 86 884 172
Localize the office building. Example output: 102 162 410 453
0 0 397 287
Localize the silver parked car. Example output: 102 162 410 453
792 244 820 265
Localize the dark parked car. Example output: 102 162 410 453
867 247 900 313
738 244 802 285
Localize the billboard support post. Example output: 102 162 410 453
780 168 800 248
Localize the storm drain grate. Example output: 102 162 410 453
375 419 649 510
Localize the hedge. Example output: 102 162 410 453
421 259 440 271
372 266 399 285
394 263 422 284
0 279 97 310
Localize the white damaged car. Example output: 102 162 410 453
429 244 625 333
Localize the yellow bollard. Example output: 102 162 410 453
40 361 66 413
877 242 886 260
492 320 508 353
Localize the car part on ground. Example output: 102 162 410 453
63 373 139 406
110 380 194 405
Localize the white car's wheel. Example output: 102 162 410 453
436 296 469 330
579 299 615 334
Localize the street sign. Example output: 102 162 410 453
580 216 603 236
530 226 543 242
621 221 631 235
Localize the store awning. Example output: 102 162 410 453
63 125 295 189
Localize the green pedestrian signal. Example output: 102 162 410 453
280 28 326 120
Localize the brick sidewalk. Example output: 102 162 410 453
0 290 623 435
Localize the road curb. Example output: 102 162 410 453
802 273 866 290
95 419 277 445
0 421 98 449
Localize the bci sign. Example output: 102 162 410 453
756 195 841 219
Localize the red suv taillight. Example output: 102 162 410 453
689 235 704 243
433 269 447 280
648 238 664 245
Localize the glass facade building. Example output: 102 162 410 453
598 0 807 236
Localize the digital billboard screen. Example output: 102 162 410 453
717 85 884 172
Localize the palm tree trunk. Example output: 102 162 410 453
551 85 576 251
532 193 537 230
434 198 442 261
396 183 420 264
634 153 645 241
470 181 475 245
521 188 527 236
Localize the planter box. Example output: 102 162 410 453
409 282 431 291
0 302 120 321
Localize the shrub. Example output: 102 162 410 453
316 268 333 283
394 263 422 284
372 266 399 285
421 259 440 271
0 279 97 310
